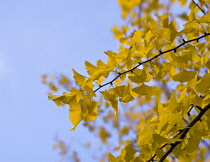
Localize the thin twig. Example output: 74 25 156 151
192 0 206 15
94 33 210 93
159 103 210 162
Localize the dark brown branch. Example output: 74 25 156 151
147 128 184 162
94 33 210 93
192 0 206 15
159 103 210 162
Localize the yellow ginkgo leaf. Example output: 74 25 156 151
107 152 118 162
199 13 210 23
169 20 178 42
99 127 111 144
59 75 70 85
121 140 137 161
129 30 144 45
69 109 82 131
160 13 169 28
138 124 154 145
128 69 147 83
172 70 196 82
84 85 96 97
179 0 187 7
68 95 83 131
195 73 210 94
100 90 118 112
132 84 154 96
119 84 135 103
72 69 86 87
48 92 72 106
81 98 98 122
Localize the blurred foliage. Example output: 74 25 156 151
44 0 210 161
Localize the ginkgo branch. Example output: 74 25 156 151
94 33 210 93
148 103 210 161
158 103 210 162
192 0 206 15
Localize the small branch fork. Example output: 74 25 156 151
93 33 210 93
192 0 206 15
147 103 210 162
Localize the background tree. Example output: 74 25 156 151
45 0 210 161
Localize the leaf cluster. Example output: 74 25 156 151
46 0 210 161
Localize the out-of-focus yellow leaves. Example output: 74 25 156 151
168 112 182 125
129 30 144 45
183 130 202 153
99 127 111 143
111 25 129 40
157 103 168 134
120 140 137 161
59 75 70 85
167 92 180 112
195 73 210 94
172 70 197 82
42 75 47 84
199 13 210 23
118 0 141 18
152 134 167 155
73 152 80 162
170 50 191 65
202 94 210 107
53 144 58 150
57 141 67 155
138 124 154 145
178 13 189 21
48 83 59 92
107 152 118 162
119 92 134 103
132 84 154 96
179 0 187 7
46 0 210 161
119 126 130 135
86 142 91 147
59 141 66 149
169 20 178 42
114 146 121 150
160 13 169 28
156 148 164 159
153 134 167 146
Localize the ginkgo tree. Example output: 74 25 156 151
44 0 210 161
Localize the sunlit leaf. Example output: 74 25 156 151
172 70 196 82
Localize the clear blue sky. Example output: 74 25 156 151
0 1 122 161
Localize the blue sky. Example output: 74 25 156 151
0 1 122 161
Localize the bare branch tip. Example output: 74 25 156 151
196 106 203 111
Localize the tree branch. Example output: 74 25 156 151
158 103 210 162
94 33 210 93
192 0 206 15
